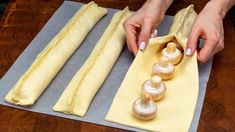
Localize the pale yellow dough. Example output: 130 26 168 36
5 2 107 106
106 5 199 132
53 8 133 116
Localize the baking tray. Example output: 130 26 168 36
0 1 212 131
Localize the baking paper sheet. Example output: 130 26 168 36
0 1 212 131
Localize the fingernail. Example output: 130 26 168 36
154 29 158 36
139 41 146 51
150 33 155 38
150 29 158 38
185 48 192 56
127 45 131 53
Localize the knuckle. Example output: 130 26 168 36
191 21 201 32
210 35 220 44
139 35 148 42
143 16 154 25
211 30 221 42
123 17 134 27
199 57 207 63
143 20 153 27
217 42 224 50
143 13 152 20
123 20 129 28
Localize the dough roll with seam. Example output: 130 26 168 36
106 5 198 132
5 1 107 106
53 7 133 117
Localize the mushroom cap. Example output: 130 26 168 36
142 76 166 101
152 58 174 80
161 42 183 65
132 97 157 120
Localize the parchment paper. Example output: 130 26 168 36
0 1 212 131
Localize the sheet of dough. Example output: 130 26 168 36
53 7 133 116
5 1 107 106
106 5 198 132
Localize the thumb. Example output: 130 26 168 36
186 26 201 56
138 19 153 51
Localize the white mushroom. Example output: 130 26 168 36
132 93 157 120
142 76 166 101
152 57 174 80
161 42 183 65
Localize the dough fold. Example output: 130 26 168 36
106 5 199 132
53 7 133 116
5 2 107 106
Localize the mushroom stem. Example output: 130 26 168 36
152 57 174 80
133 93 157 120
161 42 183 65
166 42 177 53
142 75 166 101
150 76 161 88
141 93 150 105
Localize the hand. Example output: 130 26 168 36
123 0 173 55
186 0 232 63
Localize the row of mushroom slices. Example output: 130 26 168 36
132 42 183 120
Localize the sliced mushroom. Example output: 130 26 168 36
161 42 183 65
152 57 174 80
132 93 157 120
142 75 166 101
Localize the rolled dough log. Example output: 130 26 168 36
106 5 198 132
53 7 133 116
5 1 107 106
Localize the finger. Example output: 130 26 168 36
210 41 224 57
198 27 220 63
186 25 201 56
123 21 138 55
138 19 153 51
198 37 218 63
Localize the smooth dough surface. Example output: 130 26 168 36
5 1 107 106
53 7 133 116
106 5 199 132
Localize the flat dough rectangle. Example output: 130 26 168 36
106 5 198 132
5 1 107 106
53 7 133 116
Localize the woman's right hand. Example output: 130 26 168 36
123 0 173 55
